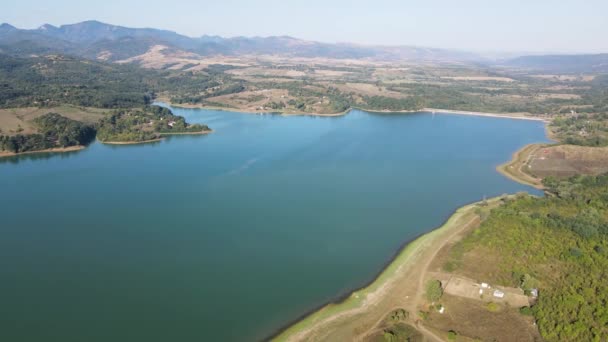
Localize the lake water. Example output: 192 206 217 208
0 107 549 342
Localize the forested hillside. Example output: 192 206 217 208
447 174 608 341
0 54 231 109
0 54 153 108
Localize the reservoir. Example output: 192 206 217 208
0 107 549 341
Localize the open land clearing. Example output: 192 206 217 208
0 106 106 135
498 143 608 183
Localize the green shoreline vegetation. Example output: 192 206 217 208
0 106 211 156
96 106 210 143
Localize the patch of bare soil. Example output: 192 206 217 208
424 294 542 342
529 145 608 178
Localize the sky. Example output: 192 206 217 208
2 0 607 53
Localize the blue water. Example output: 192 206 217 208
0 107 549 342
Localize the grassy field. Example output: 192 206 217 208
0 106 107 135
528 144 608 178
498 143 608 187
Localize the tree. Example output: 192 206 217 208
426 279 443 302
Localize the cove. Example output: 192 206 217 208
0 107 550 342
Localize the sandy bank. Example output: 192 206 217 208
162 100 549 121
159 130 213 135
496 143 548 189
99 138 163 145
0 145 85 159
99 130 212 145
421 108 548 122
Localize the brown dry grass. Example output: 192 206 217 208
227 67 306 78
424 294 542 342
529 145 608 178
117 45 250 70
538 93 581 100
532 74 595 82
333 82 407 99
205 89 293 111
442 76 515 82
0 106 106 135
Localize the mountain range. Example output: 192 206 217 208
1 20 607 72
0 20 483 62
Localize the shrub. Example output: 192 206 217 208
519 306 533 315
486 302 500 312
426 279 443 302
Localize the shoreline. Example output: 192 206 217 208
271 197 497 341
496 143 548 189
99 138 163 145
271 117 552 341
161 100 547 121
99 130 213 145
158 100 350 117
0 145 85 159
159 129 213 135
0 130 213 156
421 108 549 122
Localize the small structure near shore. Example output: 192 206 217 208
443 275 529 307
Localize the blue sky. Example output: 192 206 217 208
2 0 607 53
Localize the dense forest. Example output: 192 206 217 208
0 112 95 153
0 55 153 108
0 54 238 109
96 105 210 142
447 174 608 341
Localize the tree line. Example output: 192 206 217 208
0 113 96 153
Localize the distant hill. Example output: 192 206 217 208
0 20 482 63
4 20 606 71
504 54 608 73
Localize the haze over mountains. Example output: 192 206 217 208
1 20 607 72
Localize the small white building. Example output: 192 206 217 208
530 288 539 298
493 290 505 298
439 307 445 314
481 283 489 289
